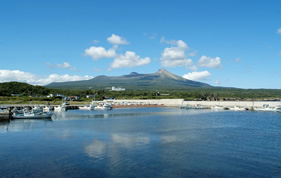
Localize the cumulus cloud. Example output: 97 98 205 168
161 59 192 67
0 70 38 84
160 39 193 67
37 74 93 85
182 71 211 81
48 62 78 71
160 36 178 45
197 55 221 68
188 51 197 57
0 69 93 85
235 58 241 63
107 34 129 45
277 28 281 34
84 46 116 60
187 65 198 71
110 51 150 69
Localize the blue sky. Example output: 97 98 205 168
1 0 281 88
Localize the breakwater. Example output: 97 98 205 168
109 99 281 109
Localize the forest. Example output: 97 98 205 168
0 82 281 102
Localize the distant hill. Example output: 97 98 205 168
0 82 51 96
45 69 211 90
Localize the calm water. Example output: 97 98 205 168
1 107 281 177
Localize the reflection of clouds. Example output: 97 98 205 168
84 139 106 158
54 130 72 139
8 120 35 132
161 135 180 143
112 134 150 146
4 119 52 132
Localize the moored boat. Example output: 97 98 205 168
229 106 247 111
12 109 53 119
94 102 112 110
79 104 95 110
254 104 275 112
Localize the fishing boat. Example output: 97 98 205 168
79 103 95 110
0 106 11 120
194 104 207 109
94 102 112 110
275 105 281 112
254 104 275 112
54 102 67 112
12 108 53 119
229 106 247 111
211 105 228 110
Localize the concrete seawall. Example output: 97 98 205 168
111 99 281 108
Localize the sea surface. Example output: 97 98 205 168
0 107 281 178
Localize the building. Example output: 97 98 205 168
111 86 125 91
47 94 65 98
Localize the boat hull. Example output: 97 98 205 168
12 113 53 119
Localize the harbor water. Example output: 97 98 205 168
0 107 281 177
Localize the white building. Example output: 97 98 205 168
111 86 125 91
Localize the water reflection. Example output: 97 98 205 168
0 120 10 133
84 139 106 158
0 119 52 133
160 135 180 143
112 134 150 146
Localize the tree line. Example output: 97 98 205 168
0 82 281 101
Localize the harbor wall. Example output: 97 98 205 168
111 99 281 108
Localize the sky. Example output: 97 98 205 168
0 0 281 89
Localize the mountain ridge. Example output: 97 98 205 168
45 69 211 90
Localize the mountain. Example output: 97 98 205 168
45 69 212 90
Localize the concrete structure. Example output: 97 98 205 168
109 99 281 109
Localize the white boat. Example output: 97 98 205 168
275 105 281 112
211 105 228 110
54 103 67 112
79 104 95 110
229 106 247 111
254 104 275 112
94 102 112 110
194 104 207 109
43 106 52 112
13 110 53 119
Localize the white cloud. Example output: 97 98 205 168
160 39 192 67
107 34 129 45
84 46 116 60
215 80 220 85
0 69 93 85
37 74 93 85
235 58 241 63
182 71 211 81
188 51 197 57
110 51 150 69
93 40 99 44
161 59 192 67
56 62 72 69
160 36 178 45
48 62 78 71
0 70 38 84
277 28 281 34
197 55 221 68
187 65 198 71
